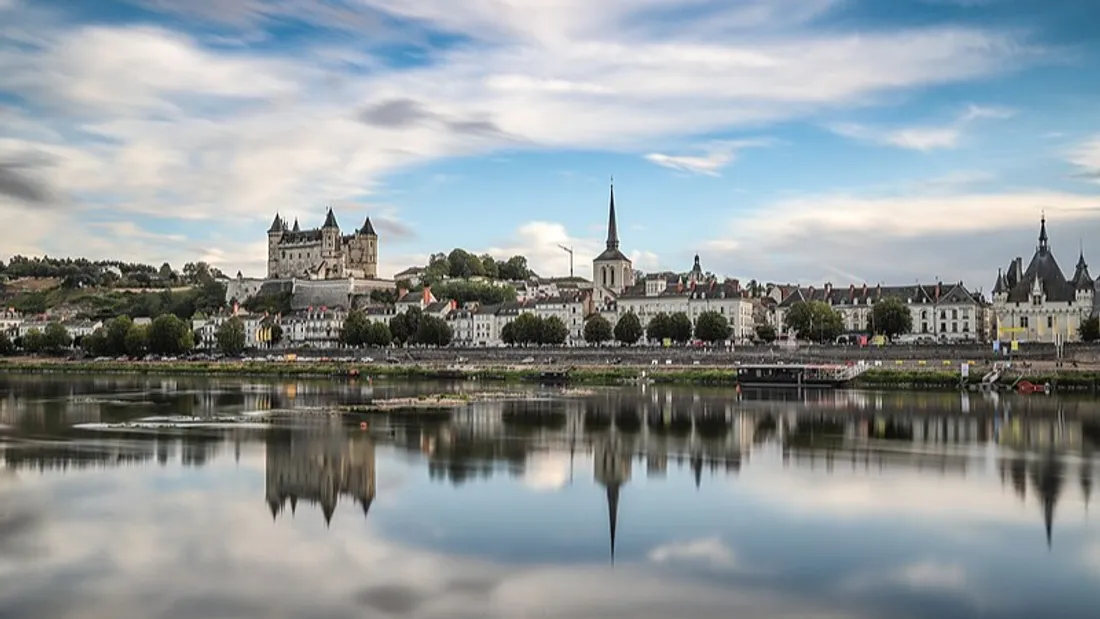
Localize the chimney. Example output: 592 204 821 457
422 286 432 305
849 284 855 301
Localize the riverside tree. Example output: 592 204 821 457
693 311 731 343
415 315 453 347
1081 316 1100 342
43 322 72 352
148 314 193 355
583 315 613 345
216 317 247 356
783 300 844 343
869 297 913 338
613 312 643 345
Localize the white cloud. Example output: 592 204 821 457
843 560 969 592
648 537 737 569
644 139 770 176
828 103 1015 151
0 1 1045 274
1068 135 1100 182
703 189 1100 285
522 452 572 492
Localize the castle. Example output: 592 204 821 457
266 208 378 280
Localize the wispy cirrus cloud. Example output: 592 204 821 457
827 104 1015 152
1068 135 1100 181
644 139 771 176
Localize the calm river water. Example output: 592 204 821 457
1 374 1099 619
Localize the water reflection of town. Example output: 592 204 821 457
4 376 1100 546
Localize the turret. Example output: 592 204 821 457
321 208 340 259
267 213 284 279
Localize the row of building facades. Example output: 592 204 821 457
3 189 1093 348
237 187 1092 346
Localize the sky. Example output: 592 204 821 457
1 0 1099 293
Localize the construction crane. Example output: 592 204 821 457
557 244 574 278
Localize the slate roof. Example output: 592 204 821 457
359 216 377 236
594 182 631 262
996 216 1086 303
322 208 339 229
778 282 984 308
619 278 742 300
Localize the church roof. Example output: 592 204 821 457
1071 249 1093 291
594 180 631 263
1000 216 1078 303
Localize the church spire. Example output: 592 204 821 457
1038 212 1049 253
606 178 619 251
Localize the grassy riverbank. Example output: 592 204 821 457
4 359 1100 391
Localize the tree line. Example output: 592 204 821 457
580 310 734 346
412 249 534 287
0 256 226 290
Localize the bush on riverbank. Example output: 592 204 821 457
4 359 1100 392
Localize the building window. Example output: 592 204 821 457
1020 317 1029 328
921 310 927 320
922 323 928 333
952 323 958 333
940 310 946 320
940 322 946 333
1048 316 1053 329
951 309 958 320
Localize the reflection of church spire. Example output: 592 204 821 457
691 454 703 489
290 495 298 516
594 436 631 566
607 484 619 565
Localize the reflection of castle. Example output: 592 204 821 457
265 429 376 526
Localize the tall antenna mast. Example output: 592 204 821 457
558 244 574 278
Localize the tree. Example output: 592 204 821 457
646 312 672 342
125 324 149 357
694 311 731 343
22 328 45 354
542 316 569 346
364 322 392 347
0 331 13 356
81 328 108 356
447 248 484 279
389 307 422 345
43 322 72 352
584 315 613 345
158 262 174 281
148 314 193 355
501 322 517 346
433 280 517 305
105 316 133 356
755 324 778 343
416 315 453 347
783 300 844 343
669 312 694 343
480 254 499 279
216 317 247 356
341 311 371 347
498 255 531 280
269 323 283 346
1081 316 1100 342
614 312 643 345
870 297 913 338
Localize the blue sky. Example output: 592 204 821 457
1 0 1099 290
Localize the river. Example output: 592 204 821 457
0 374 1098 619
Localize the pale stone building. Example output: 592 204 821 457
267 208 379 280
615 255 755 343
282 307 347 348
774 281 988 341
592 183 634 299
992 215 1094 343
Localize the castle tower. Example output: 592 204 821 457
267 213 284 279
592 180 634 295
321 208 340 259
355 216 379 279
